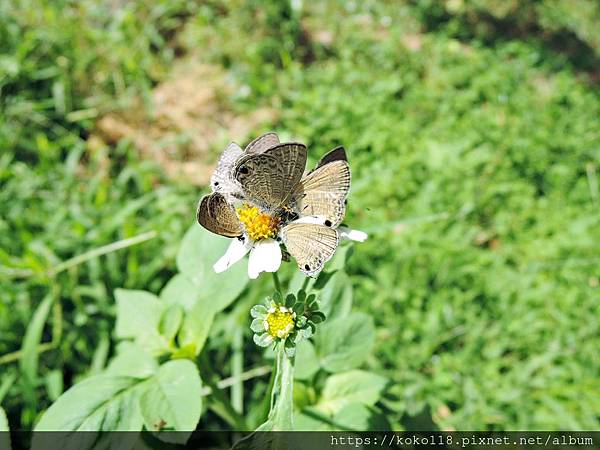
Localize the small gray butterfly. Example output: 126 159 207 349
200 135 351 277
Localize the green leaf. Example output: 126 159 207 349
0 407 10 450
106 342 159 378
0 374 16 404
159 274 200 311
292 302 305 316
33 375 146 432
20 290 54 382
294 409 331 431
0 406 9 431
89 333 110 375
139 360 202 443
45 370 63 401
314 312 375 372
176 224 226 282
176 225 248 313
297 290 306 304
284 293 295 308
114 289 167 355
159 304 184 343
316 271 353 320
203 273 248 313
310 312 326 324
333 403 390 431
329 245 352 271
294 341 319 380
177 297 216 355
316 370 388 415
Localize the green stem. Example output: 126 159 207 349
200 365 271 396
50 231 157 277
0 342 56 366
272 342 295 430
0 231 159 280
272 272 283 296
258 362 277 424
231 327 244 414
300 276 310 292
257 341 295 431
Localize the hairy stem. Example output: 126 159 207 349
271 341 295 430
257 341 295 431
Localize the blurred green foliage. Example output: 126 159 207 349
1 0 599 438
412 0 600 70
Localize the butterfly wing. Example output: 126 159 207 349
293 158 350 228
234 142 307 210
197 192 243 238
280 221 339 276
245 132 280 154
210 142 244 199
316 146 347 168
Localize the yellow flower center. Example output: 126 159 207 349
237 204 281 241
265 307 295 339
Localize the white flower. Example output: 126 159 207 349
214 236 282 280
214 222 368 280
213 206 368 279
338 226 368 242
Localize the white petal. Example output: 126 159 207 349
248 238 282 279
213 237 252 273
339 226 368 242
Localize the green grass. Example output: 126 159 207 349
1 0 599 436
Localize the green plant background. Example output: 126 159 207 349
1 0 599 444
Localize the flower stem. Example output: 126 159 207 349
272 272 282 296
273 342 295 430
301 276 310 292
231 327 244 414
257 341 295 431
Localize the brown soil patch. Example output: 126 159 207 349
90 61 277 185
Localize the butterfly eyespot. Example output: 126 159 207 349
304 264 310 271
213 181 219 186
239 166 249 175
344 199 348 205
324 220 332 227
